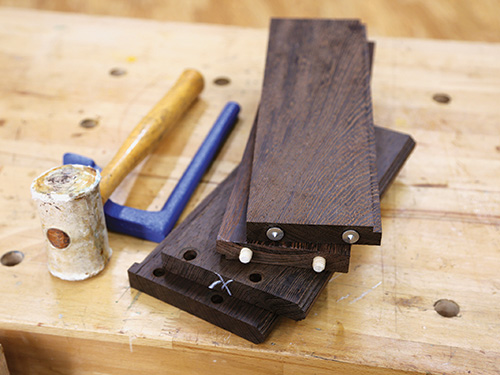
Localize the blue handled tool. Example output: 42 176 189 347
64 102 240 242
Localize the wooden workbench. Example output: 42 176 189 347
0 8 499 375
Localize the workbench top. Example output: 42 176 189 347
0 8 499 375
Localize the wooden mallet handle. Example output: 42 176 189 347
99 69 204 202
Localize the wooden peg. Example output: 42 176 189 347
239 247 253 264
312 256 326 273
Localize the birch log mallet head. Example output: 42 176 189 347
31 69 204 281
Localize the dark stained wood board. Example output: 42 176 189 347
157 166 327 320
216 117 350 272
217 121 415 270
158 125 414 320
217 39 377 272
128 169 279 344
246 19 382 246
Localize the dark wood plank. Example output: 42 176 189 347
128 170 279 344
246 19 382 245
217 40 377 271
216 116 349 271
159 125 414 320
157 168 329 320
216 120 415 270
374 126 416 194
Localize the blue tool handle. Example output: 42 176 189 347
159 101 240 236
63 101 240 242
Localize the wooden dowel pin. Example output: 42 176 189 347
238 247 253 264
31 69 204 280
312 256 326 273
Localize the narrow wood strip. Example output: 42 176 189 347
247 19 381 245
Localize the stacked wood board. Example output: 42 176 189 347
129 18 415 343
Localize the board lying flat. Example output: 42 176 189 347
217 124 415 270
156 125 414 322
128 169 279 344
247 19 381 245
156 166 329 320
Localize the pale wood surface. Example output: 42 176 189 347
0 8 499 375
0 0 499 42
0 344 9 375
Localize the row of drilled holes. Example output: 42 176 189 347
78 73 232 129
2 248 460 316
153 248 263 284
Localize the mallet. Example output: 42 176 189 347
31 69 204 281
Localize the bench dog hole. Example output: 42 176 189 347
213 77 231 86
109 67 127 77
434 299 460 317
79 118 99 128
432 93 451 104
1 250 24 266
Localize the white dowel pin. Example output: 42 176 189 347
239 247 253 264
312 256 326 273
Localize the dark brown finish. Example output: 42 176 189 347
158 167 329 320
216 123 415 270
216 117 349 272
128 170 279 344
218 37 378 271
246 19 382 245
374 126 416 194
158 125 414 320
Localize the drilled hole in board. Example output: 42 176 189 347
1 251 24 267
434 299 460 317
153 268 166 277
79 118 99 128
432 93 451 104
182 249 198 261
211 294 224 304
249 273 262 283
109 67 127 77
213 77 231 86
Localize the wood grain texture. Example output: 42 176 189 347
217 41 383 271
246 19 381 245
216 123 414 270
158 123 413 321
2 0 499 43
157 166 329 320
1 9 500 375
128 171 278 344
0 345 9 375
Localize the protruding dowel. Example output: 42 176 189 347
31 165 112 281
312 256 326 273
239 247 253 264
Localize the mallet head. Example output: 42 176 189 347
31 164 112 281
